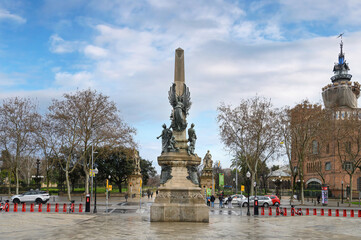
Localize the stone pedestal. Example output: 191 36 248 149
128 174 142 200
200 168 214 195
150 152 209 222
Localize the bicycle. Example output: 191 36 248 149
68 200 75 213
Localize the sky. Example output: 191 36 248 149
1 0 361 174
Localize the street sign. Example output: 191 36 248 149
140 179 143 187
108 185 112 191
206 188 212 196
219 173 224 187
241 185 245 191
254 181 257 187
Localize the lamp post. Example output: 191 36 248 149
341 181 344 204
91 145 97 204
246 171 251 216
93 167 98 213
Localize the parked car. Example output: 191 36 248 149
265 195 281 206
11 190 50 204
238 196 273 207
223 194 246 204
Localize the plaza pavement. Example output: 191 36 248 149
1 195 361 239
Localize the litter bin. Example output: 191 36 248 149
85 194 90 212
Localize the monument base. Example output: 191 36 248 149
127 174 142 200
150 203 209 222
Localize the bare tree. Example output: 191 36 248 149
48 89 136 199
217 96 281 196
0 97 41 194
329 110 361 205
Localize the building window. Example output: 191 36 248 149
343 162 353 171
326 143 330 154
312 140 318 154
325 162 331 171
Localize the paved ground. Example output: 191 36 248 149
1 199 361 240
2 194 361 239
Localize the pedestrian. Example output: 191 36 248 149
125 193 128 202
228 195 232 208
156 190 159 195
147 189 151 199
151 192 153 198
210 194 215 208
317 195 321 204
219 194 223 208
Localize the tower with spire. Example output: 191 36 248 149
322 36 360 109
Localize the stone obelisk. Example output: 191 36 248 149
150 48 209 222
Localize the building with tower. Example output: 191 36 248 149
294 37 361 199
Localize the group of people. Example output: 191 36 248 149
207 192 233 208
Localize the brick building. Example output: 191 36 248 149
294 38 361 198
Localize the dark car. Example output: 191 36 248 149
265 195 281 206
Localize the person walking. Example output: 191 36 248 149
219 194 223 208
210 194 215 208
227 196 232 208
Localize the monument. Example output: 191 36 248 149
150 48 209 222
200 150 215 195
127 149 142 199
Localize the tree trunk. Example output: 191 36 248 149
15 167 19 194
349 174 353 207
65 170 72 201
300 175 305 205
250 172 255 196
8 172 11 195
85 171 90 195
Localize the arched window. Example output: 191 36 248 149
312 140 318 154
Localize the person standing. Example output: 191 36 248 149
227 196 232 208
210 194 215 208
219 194 223 208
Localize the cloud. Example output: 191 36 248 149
49 34 84 53
0 8 26 23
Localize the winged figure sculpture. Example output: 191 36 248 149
168 83 192 131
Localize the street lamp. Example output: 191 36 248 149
91 145 98 204
246 171 251 216
341 181 344 204
93 167 98 213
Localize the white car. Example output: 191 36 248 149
11 190 50 204
238 196 273 207
223 194 246 204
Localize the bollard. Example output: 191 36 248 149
30 203 34 212
269 207 272 216
291 207 295 216
71 203 75 213
321 209 324 216
358 210 361 217
261 207 265 216
336 209 339 217
276 207 280 216
283 208 287 216
5 202 9 212
22 203 26 212
343 209 347 217
79 203 83 213
39 203 42 212
47 203 51 212
14 203 18 212
85 194 90 212
351 209 354 217
63 204 67 213
313 208 317 215
306 208 309 216
55 203 59 213
328 209 332 216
